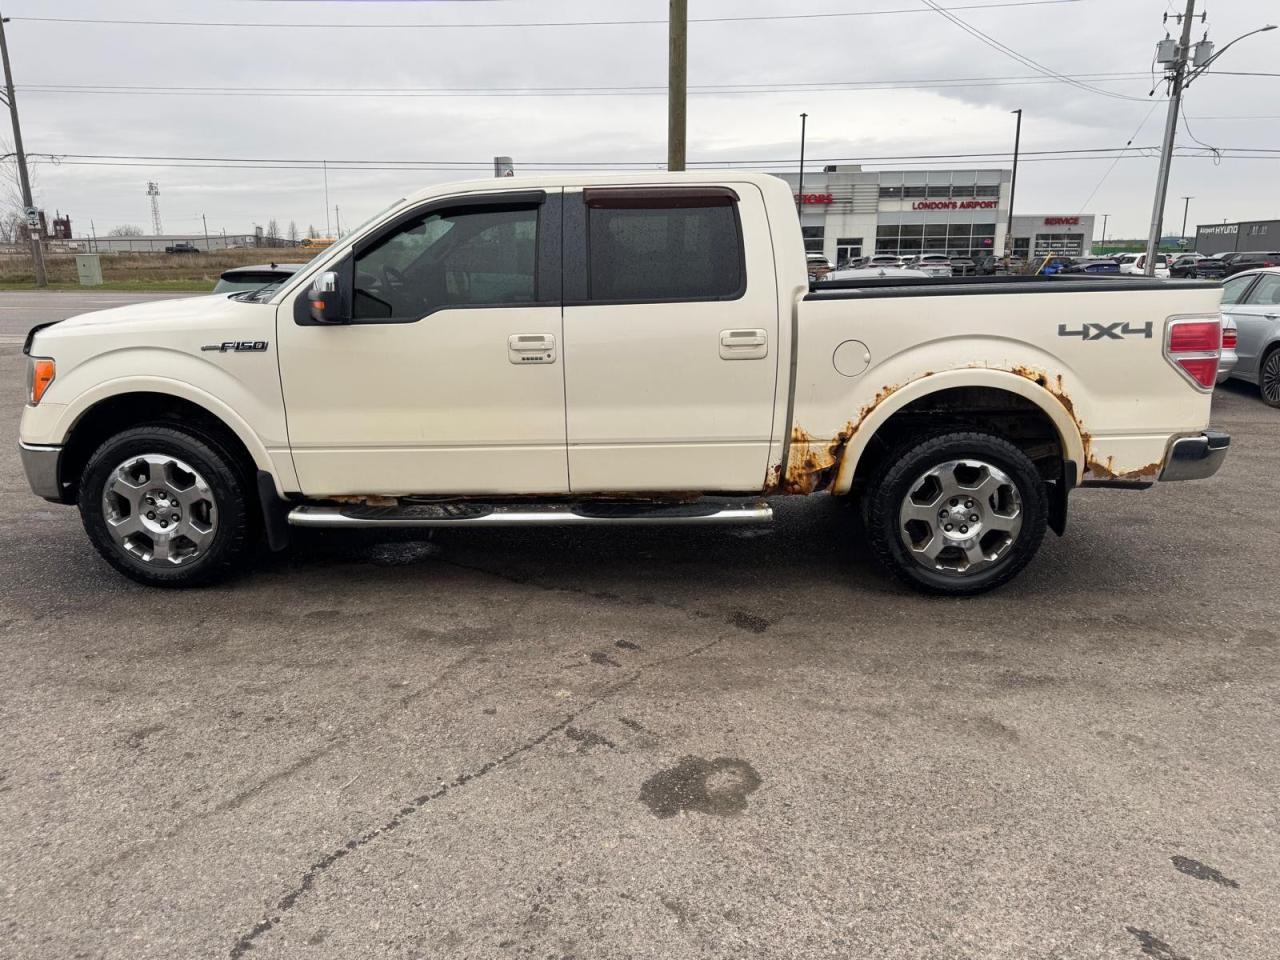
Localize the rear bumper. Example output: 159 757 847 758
1159 429 1230 481
19 442 66 502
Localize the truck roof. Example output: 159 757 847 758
401 170 791 205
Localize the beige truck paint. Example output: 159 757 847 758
21 171 1220 509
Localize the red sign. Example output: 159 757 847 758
1044 216 1080 225
911 200 998 211
795 193 834 205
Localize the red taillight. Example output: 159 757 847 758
1222 324 1238 350
1165 318 1221 389
1169 321 1221 352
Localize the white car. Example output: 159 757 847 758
20 171 1231 595
1119 253 1170 278
822 266 930 282
906 254 954 278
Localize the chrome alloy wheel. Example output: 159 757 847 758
101 454 218 566
897 459 1023 576
1262 350 1280 406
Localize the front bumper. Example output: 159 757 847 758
1159 429 1230 481
19 441 66 502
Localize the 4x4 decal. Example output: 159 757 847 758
1058 322 1153 341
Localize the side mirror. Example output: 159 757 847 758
308 270 346 324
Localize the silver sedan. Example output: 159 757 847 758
1219 267 1280 406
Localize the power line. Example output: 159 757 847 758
10 0 1087 29
14 72 1155 99
920 0 1154 102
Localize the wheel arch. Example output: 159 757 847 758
57 383 277 502
831 369 1087 496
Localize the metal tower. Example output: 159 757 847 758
146 181 163 234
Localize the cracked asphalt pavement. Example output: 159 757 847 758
2 292 1278 959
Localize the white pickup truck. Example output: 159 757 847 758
20 173 1230 594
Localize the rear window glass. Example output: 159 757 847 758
585 191 744 302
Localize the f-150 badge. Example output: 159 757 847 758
201 341 269 352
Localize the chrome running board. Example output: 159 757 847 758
288 499 774 528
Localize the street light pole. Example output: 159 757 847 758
667 0 687 172
1180 196 1193 247
1005 108 1022 260
0 10 46 287
1100 213 1109 251
796 112 808 213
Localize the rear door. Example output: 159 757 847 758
560 184 779 493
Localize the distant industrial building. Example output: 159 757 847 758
1195 219 1280 256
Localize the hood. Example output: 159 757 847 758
50 293 231 333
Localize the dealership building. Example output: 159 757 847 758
778 165 1095 264
1194 219 1280 256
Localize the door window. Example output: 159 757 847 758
1243 274 1280 306
352 205 538 320
584 192 745 302
1220 274 1255 305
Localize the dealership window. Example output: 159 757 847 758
876 224 899 239
975 185 1001 198
801 225 825 254
927 185 951 198
951 185 975 198
973 223 996 236
835 237 863 265
585 192 744 301
1012 238 1031 257
1249 224 1269 236
903 186 927 199
1032 232 1083 256
878 185 903 199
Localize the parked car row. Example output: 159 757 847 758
1218 267 1280 407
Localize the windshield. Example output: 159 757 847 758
231 198 407 304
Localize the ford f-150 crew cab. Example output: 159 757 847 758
19 173 1230 594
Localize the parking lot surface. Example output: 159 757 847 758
2 292 1278 960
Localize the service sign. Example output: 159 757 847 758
794 193 834 205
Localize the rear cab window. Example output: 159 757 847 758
579 187 745 303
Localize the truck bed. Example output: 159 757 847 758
808 274 1221 298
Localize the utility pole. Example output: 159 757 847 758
202 212 209 250
90 218 97 253
1179 196 1193 246
334 205 341 237
795 113 808 212
1145 0 1197 275
323 159 330 236
1004 108 1022 260
1100 213 1109 251
667 0 686 171
0 10 46 287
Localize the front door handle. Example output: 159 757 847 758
508 333 556 364
720 328 768 360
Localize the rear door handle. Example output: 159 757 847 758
508 333 556 364
720 328 768 360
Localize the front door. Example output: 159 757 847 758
1227 272 1280 378
561 184 779 493
277 190 568 496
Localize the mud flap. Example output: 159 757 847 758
1048 460 1075 537
256 471 291 552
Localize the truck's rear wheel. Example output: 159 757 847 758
866 431 1047 595
78 425 253 587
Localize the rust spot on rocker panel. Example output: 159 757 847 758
774 382 905 495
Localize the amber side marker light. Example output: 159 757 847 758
29 358 55 405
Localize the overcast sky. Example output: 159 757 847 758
5 0 1277 240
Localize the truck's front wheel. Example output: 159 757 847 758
78 425 254 587
865 431 1048 596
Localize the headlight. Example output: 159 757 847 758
27 356 55 405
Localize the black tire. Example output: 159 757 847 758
1260 345 1280 408
77 424 255 587
865 431 1048 596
